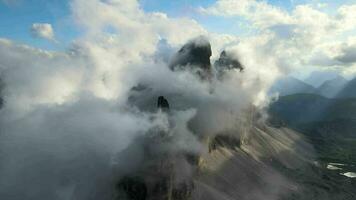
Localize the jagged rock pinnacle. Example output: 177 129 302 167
214 50 244 72
157 96 170 111
169 36 212 79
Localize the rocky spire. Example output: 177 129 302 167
214 50 244 72
169 36 212 79
157 96 170 112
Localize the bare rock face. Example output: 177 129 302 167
157 96 170 112
116 177 147 200
214 50 243 74
169 37 212 79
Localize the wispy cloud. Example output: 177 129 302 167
30 23 56 42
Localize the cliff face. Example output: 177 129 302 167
169 37 212 72
214 51 243 72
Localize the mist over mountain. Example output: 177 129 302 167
336 77 356 98
270 74 354 99
317 75 348 98
0 0 356 199
304 71 342 88
3 35 355 200
169 37 212 73
269 76 316 96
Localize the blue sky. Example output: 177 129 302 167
0 0 355 50
0 0 74 49
0 0 287 50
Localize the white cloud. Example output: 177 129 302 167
200 0 356 76
31 23 56 41
199 0 292 29
0 39 85 113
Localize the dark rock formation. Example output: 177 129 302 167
115 97 196 200
116 176 147 200
157 96 170 111
214 50 243 72
336 77 356 98
169 37 212 79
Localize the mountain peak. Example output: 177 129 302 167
169 36 212 78
337 77 356 98
304 71 341 87
269 76 316 96
317 75 348 98
214 50 244 72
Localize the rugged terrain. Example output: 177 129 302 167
114 38 356 200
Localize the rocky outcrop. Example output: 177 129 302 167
214 50 243 72
157 96 170 112
169 37 212 79
116 176 147 200
115 96 195 200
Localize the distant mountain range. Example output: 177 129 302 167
317 75 348 98
269 76 316 96
269 93 356 126
270 75 356 98
269 93 356 175
304 71 342 88
269 76 356 169
337 78 356 98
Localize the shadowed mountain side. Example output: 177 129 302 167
269 77 316 96
214 50 243 75
194 147 295 200
317 75 348 98
269 94 356 126
124 90 356 199
304 71 341 88
114 104 336 200
194 124 355 200
169 37 212 79
157 96 170 112
336 77 356 98
268 93 356 195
